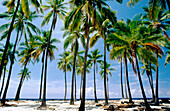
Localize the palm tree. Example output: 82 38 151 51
63 29 85 104
0 8 40 105
0 43 14 97
120 57 124 99
15 39 36 101
15 68 31 99
39 0 66 108
143 7 169 105
100 62 115 100
87 49 103 103
0 0 40 88
32 30 60 101
107 16 165 109
57 51 72 100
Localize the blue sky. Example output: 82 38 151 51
0 0 169 99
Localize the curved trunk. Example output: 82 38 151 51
121 57 124 99
74 73 76 102
104 37 108 105
93 62 98 103
0 66 6 97
15 61 28 101
79 15 90 111
0 0 20 79
1 19 21 105
70 39 78 105
150 63 155 101
39 50 45 101
64 67 67 100
134 51 151 110
124 51 132 103
155 50 159 105
41 12 55 107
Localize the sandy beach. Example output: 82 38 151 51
0 99 170 111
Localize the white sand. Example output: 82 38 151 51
0 100 104 111
0 100 169 111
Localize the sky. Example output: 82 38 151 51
0 0 169 100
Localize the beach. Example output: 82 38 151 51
0 99 170 111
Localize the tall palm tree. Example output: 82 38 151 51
0 0 40 87
87 49 103 103
100 62 115 100
63 29 85 104
15 39 36 101
107 17 164 109
0 9 40 105
33 30 60 101
39 0 66 108
143 6 169 105
57 51 72 100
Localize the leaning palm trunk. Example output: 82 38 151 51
104 37 108 105
64 67 67 100
39 50 45 101
149 63 155 101
0 66 6 97
40 12 55 107
155 50 159 105
134 50 151 110
1 21 21 105
15 61 28 101
93 62 98 103
79 15 90 111
70 39 78 105
120 57 124 99
124 51 132 103
0 0 20 79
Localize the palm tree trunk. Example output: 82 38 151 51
0 0 20 79
39 50 45 101
15 61 28 101
146 62 155 102
41 12 55 107
155 50 159 105
1 20 21 105
107 74 109 100
80 75 82 100
0 66 6 97
124 51 132 103
134 51 151 110
104 37 108 105
74 73 76 102
124 65 128 99
79 15 90 111
150 63 155 101
70 39 78 105
64 67 67 101
121 57 124 99
93 62 98 103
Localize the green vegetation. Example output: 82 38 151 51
0 0 169 110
